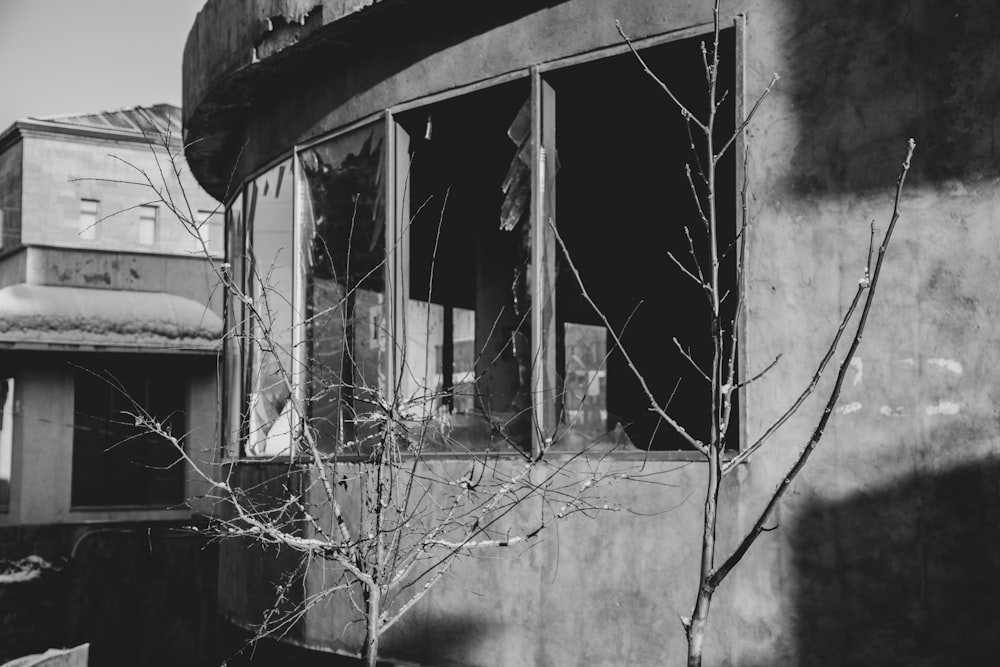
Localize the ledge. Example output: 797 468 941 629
0 284 222 354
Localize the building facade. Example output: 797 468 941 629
0 105 222 524
183 1 1000 665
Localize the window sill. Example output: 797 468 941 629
227 449 737 465
67 507 192 523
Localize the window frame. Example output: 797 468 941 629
138 204 158 246
79 198 100 241
225 18 746 461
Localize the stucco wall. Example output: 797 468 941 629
221 459 738 666
190 0 1000 664
20 134 220 256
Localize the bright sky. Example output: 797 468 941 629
0 0 206 131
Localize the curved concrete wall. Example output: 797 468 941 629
188 0 1000 664
182 0 716 199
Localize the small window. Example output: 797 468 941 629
79 199 99 240
138 205 158 245
0 204 21 250
0 378 13 509
196 209 224 255
71 367 186 508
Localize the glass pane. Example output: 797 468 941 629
138 205 157 245
223 194 244 458
79 199 98 240
246 160 295 457
400 79 532 453
559 323 614 449
299 124 386 455
0 378 13 507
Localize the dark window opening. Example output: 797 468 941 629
399 79 533 453
71 365 186 507
548 30 739 451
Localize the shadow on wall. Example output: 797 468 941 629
786 0 1000 193
790 457 1000 665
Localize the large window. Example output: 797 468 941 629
226 28 739 458
547 31 738 451
72 366 186 508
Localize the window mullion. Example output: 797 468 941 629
386 110 411 410
292 147 304 459
531 67 558 457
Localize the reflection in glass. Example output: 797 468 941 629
223 195 244 458
246 161 295 456
400 80 532 452
299 124 386 455
560 323 610 448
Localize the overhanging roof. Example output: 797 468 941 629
0 284 222 354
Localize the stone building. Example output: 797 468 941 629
182 1 1000 664
0 105 222 664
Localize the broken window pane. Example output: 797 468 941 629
299 123 386 455
547 31 738 451
245 160 295 457
400 80 532 453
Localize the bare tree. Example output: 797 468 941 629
84 4 915 660
566 2 913 665
92 126 631 666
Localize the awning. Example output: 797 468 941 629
0 284 222 353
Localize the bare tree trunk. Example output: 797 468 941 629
686 447 721 667
363 585 381 667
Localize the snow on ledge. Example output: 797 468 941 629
0 284 222 353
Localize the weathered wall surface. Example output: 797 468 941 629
730 1 1000 663
20 134 220 256
193 0 1000 664
0 523 218 667
20 246 223 315
220 458 744 666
